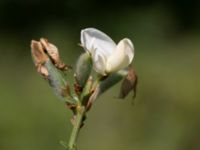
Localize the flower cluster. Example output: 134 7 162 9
31 28 137 150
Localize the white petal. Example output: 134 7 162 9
92 49 107 75
81 28 116 56
106 38 134 73
122 38 134 63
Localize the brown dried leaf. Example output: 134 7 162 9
119 67 138 99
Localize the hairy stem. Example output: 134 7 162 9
68 106 85 150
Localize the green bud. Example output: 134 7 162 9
75 52 92 88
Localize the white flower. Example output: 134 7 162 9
81 28 134 75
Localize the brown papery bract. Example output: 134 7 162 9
31 40 49 77
119 67 138 99
40 38 70 71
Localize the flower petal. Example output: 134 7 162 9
92 49 107 75
106 38 134 73
81 28 116 56
123 38 134 64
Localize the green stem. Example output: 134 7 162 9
68 106 85 150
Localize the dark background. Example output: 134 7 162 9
0 0 200 150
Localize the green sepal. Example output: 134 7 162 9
99 72 125 94
87 70 128 107
81 76 93 105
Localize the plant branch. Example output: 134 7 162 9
68 105 85 150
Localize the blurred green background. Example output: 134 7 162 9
0 0 200 150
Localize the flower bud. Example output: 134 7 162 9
75 52 92 88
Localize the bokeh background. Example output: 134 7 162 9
0 0 200 150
